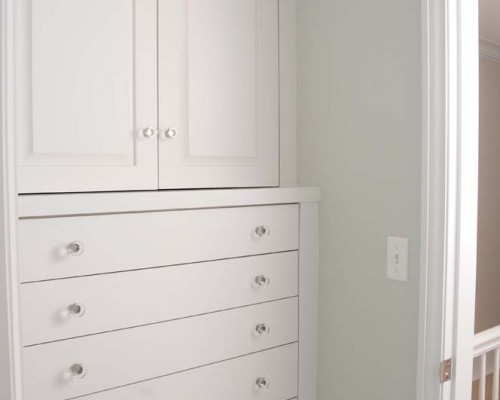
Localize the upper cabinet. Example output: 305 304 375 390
16 0 159 193
158 0 279 189
15 0 280 194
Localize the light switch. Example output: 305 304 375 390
387 237 409 282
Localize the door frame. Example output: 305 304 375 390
417 0 479 399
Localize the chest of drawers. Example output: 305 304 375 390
8 188 319 400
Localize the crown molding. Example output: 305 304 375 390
480 38 500 62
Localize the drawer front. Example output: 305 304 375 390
22 298 298 400
20 252 298 346
18 204 298 282
80 344 298 400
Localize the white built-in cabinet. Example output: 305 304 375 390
16 0 279 193
0 1 318 400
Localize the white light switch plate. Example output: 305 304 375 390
387 237 409 282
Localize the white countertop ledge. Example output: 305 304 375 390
17 187 321 218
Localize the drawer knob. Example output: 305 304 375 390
255 225 271 238
68 303 86 318
70 363 87 379
67 241 84 256
255 275 270 286
255 323 271 336
142 126 158 139
255 377 270 389
164 127 179 139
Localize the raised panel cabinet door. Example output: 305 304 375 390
15 0 158 193
158 0 280 189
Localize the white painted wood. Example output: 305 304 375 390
75 344 298 400
449 0 479 397
279 0 298 187
417 0 479 399
480 354 486 400
15 0 158 193
17 187 321 218
416 2 447 398
22 298 298 400
158 0 279 189
472 326 500 381
493 349 500 400
474 325 500 357
298 202 318 400
20 251 298 346
18 204 298 282
0 0 23 397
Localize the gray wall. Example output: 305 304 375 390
296 1 422 399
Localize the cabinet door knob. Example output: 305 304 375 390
70 364 87 379
255 377 270 389
255 323 271 336
142 127 159 139
67 241 84 256
255 225 271 238
255 275 270 286
68 303 86 318
164 127 179 139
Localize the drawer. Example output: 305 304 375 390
18 204 298 282
20 252 298 346
79 344 298 400
22 298 298 400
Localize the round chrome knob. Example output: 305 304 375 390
255 323 271 336
255 275 270 286
67 241 84 256
255 225 271 238
164 127 179 139
68 303 86 318
255 377 270 389
70 363 87 379
142 126 159 139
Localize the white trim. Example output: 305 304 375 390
479 38 500 62
450 0 478 396
298 202 319 400
473 326 500 357
1 0 23 398
279 0 298 187
17 187 321 218
417 0 448 398
417 0 478 399
471 326 500 381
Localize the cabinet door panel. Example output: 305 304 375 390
158 0 279 189
16 0 158 193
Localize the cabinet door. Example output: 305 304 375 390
15 0 158 193
158 0 279 189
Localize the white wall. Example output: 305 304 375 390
296 1 421 399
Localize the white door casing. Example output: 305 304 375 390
158 0 280 189
16 0 158 193
417 0 478 399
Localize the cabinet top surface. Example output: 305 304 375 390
17 187 321 218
